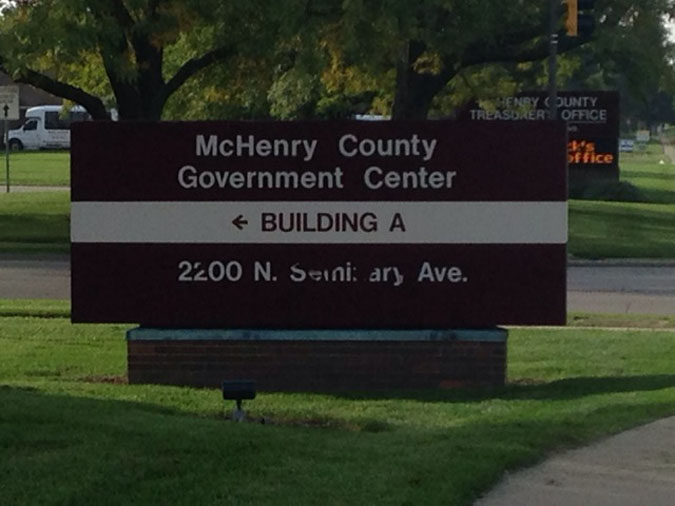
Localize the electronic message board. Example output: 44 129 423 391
459 91 620 180
71 121 567 328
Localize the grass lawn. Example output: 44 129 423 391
567 142 675 258
0 191 70 253
569 200 675 258
1 300 674 505
619 143 675 204
1 150 70 187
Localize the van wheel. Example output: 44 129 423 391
8 139 23 151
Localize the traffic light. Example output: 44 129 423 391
565 0 595 37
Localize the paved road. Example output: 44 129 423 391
568 262 675 295
567 261 675 314
1 254 675 314
0 254 70 299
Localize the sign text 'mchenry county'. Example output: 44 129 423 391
195 133 438 162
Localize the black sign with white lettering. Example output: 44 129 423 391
458 91 620 177
71 120 567 328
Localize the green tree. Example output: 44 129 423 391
561 0 675 130
0 0 283 120
4 0 674 123
328 0 675 119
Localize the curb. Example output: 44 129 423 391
0 252 70 262
568 258 675 268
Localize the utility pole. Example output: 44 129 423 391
548 0 558 120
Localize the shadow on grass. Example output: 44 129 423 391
0 214 69 243
621 169 675 181
1 382 674 506
631 187 675 205
0 384 185 418
572 204 675 228
328 375 675 403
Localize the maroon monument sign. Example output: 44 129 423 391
71 120 567 389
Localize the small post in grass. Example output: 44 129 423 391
4 117 9 193
222 380 256 422
0 86 20 193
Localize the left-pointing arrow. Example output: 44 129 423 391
232 214 248 230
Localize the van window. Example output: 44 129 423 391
45 111 70 130
70 111 90 123
44 110 91 130
24 119 39 131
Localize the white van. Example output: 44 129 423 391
7 105 91 150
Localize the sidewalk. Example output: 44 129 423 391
2 185 69 192
475 416 675 505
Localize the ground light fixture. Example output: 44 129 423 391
222 380 256 422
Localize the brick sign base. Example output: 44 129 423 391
126 328 507 390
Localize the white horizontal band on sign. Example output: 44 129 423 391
71 201 567 244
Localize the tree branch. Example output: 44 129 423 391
1 65 109 119
157 45 236 110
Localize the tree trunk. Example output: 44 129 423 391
391 41 451 120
